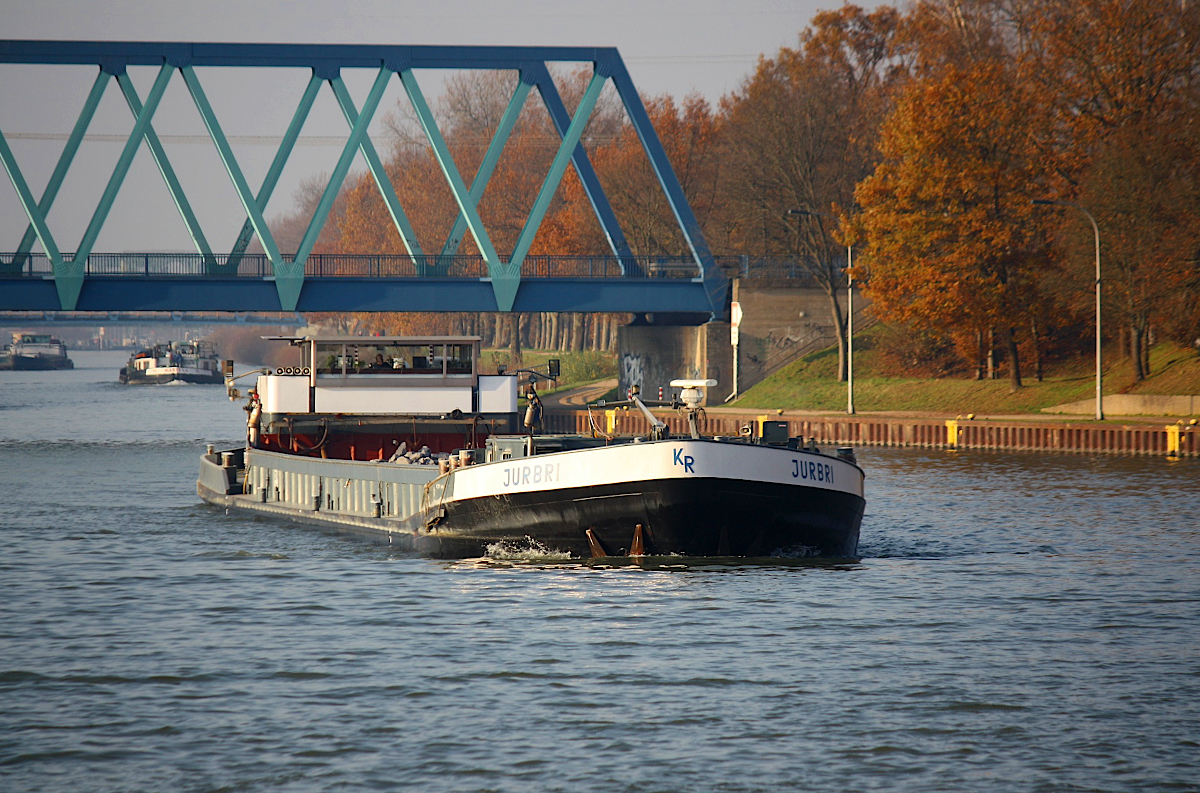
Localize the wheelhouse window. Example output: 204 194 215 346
311 340 476 377
445 344 473 374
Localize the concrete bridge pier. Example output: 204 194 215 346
617 316 733 405
615 278 871 405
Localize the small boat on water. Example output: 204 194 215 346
120 341 223 384
0 332 74 370
198 335 865 559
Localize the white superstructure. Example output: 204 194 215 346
252 336 518 416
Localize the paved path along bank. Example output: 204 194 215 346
544 406 1200 458
539 378 617 409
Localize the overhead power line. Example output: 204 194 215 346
5 133 353 146
6 132 626 147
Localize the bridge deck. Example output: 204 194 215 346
0 254 820 314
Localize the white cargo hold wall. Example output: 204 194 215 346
258 375 310 413
313 386 472 414
477 375 518 413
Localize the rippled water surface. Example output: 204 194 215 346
2 351 1198 792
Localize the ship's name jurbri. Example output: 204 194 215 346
793 457 834 484
502 462 559 488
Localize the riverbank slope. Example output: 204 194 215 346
732 333 1200 416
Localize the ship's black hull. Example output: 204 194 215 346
120 369 223 385
2 355 73 370
199 442 865 561
430 477 863 559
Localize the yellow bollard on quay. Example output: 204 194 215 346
1166 424 1182 459
945 419 959 450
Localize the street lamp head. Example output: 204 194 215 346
1032 199 1056 206
788 207 833 219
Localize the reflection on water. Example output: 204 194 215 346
1 352 1198 792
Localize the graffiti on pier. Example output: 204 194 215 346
620 353 646 390
765 324 832 350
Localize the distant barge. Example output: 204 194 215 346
0 332 73 371
120 341 222 384
199 335 865 559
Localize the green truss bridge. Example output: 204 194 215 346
0 41 728 319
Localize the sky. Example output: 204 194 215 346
1 0 835 253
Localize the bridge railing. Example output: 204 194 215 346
0 252 701 278
1 253 829 282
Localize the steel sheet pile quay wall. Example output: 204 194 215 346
544 410 1200 458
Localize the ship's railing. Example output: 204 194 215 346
0 252 824 282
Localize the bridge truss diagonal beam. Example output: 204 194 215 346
115 70 217 271
0 124 70 304
397 67 510 306
179 66 285 277
226 73 323 271
525 62 637 274
74 63 176 310
8 70 108 273
0 41 727 317
508 70 608 276
437 78 533 269
288 68 398 307
607 63 724 316
327 73 424 267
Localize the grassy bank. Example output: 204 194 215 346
733 330 1200 415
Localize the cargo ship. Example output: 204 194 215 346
0 332 74 370
120 340 222 384
198 335 865 559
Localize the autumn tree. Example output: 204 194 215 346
330 68 632 346
545 93 727 258
258 172 348 255
370 67 625 259
856 59 1054 392
1026 0 1200 378
719 4 901 382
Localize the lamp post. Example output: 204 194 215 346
788 208 855 414
1032 199 1103 421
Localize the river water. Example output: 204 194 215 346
1 350 1198 792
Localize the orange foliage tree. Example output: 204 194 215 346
856 59 1055 392
276 0 1200 376
546 93 726 259
1026 0 1200 378
331 68 631 346
718 3 901 381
